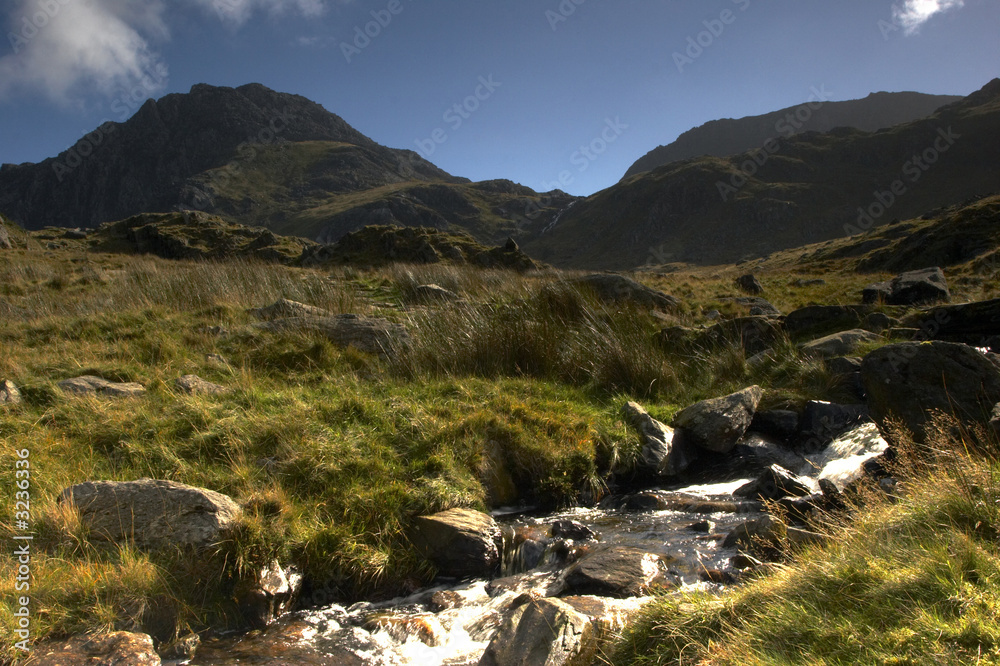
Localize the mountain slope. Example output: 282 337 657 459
525 79 1000 269
624 91 962 179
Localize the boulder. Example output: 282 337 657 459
861 342 1000 440
28 632 161 665
413 283 460 303
256 314 410 357
58 375 146 398
798 401 870 451
0 379 21 405
622 401 697 476
571 274 679 310
551 520 598 542
722 515 784 551
884 267 951 305
0 219 11 249
862 281 892 304
904 298 1000 347
410 508 503 579
562 546 662 598
719 296 782 317
479 597 597 666
59 479 241 550
238 561 303 629
825 357 863 376
749 409 800 442
735 273 764 295
799 329 881 359
733 465 813 501
672 386 763 454
784 305 876 339
250 298 331 320
703 316 784 356
175 374 229 396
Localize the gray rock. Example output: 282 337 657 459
410 508 503 579
63 228 88 239
58 375 146 398
238 561 303 629
59 479 241 550
749 409 800 441
0 379 21 405
551 520 597 541
863 312 895 332
28 632 161 666
571 274 680 310
413 283 460 303
703 316 784 356
733 465 813 501
784 305 877 338
800 329 881 359
722 515 784 552
256 314 410 357
798 401 870 450
672 385 763 453
735 273 764 295
250 298 331 320
904 298 1000 346
622 401 696 476
862 281 892 304
825 356 863 376
175 374 229 396
0 219 11 250
886 267 950 305
479 597 596 666
562 546 662 598
862 341 1000 441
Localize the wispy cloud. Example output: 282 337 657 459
892 0 964 35
196 0 326 28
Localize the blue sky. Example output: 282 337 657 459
0 0 997 196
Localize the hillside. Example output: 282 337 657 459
624 91 961 179
525 79 1000 270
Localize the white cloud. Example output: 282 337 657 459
191 0 326 28
892 0 965 35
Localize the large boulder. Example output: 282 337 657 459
479 597 597 666
59 479 241 550
58 375 146 398
735 273 764 295
865 267 950 306
621 401 696 476
784 305 877 339
797 401 871 450
0 379 21 405
733 464 813 501
861 342 1000 440
799 329 881 359
562 546 662 598
904 298 1000 347
571 274 679 310
256 314 410 357
703 316 784 356
410 508 503 579
672 386 763 454
28 632 160 666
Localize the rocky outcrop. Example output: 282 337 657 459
250 298 331 320
59 479 241 550
562 546 662 598
799 329 881 359
28 632 161 665
58 375 146 398
702 316 784 356
479 598 597 666
863 267 950 305
904 298 1000 348
0 379 21 405
571 274 679 310
672 386 763 454
735 273 764 295
256 314 410 357
622 401 696 476
861 342 1000 440
175 374 229 396
410 508 503 579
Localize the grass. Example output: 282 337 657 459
607 419 1000 665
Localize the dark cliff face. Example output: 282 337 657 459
0 83 458 230
623 91 963 180
525 80 1000 269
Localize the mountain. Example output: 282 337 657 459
524 79 1000 269
0 83 570 246
623 91 963 179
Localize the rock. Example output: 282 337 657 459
722 515 785 552
862 281 892 304
551 520 598 541
733 465 813 501
410 508 503 579
158 633 201 660
749 409 800 441
798 401 870 450
991 403 1000 440
0 379 21 405
479 597 596 666
28 632 161 665
904 298 1000 347
863 312 895 332
250 298 331 320
558 595 650 641
0 219 11 249
413 283 460 303
805 423 890 491
571 274 680 310
686 520 714 533
59 479 241 550
175 374 229 396
504 237 519 252
720 296 782 317
256 314 410 357
733 433 808 472
562 546 663 598
672 385 763 454
703 316 784 356
800 329 881 359
735 273 764 295
861 342 1000 441
825 356 863 376
886 267 951 305
58 375 146 398
64 228 88 239
699 569 735 584
621 401 697 476
784 305 877 339
238 561 303 629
